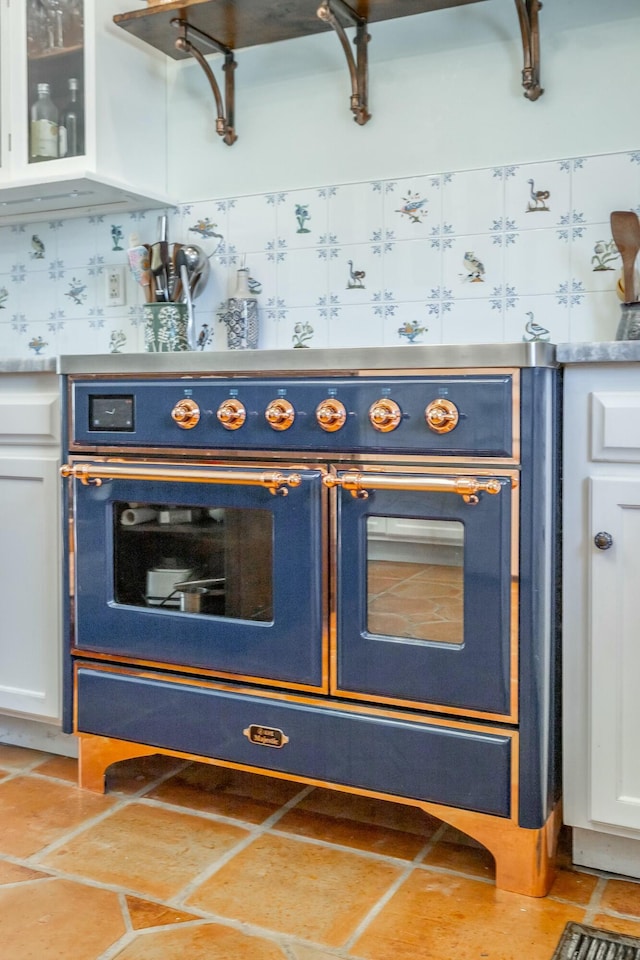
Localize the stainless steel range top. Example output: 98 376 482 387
57 342 557 376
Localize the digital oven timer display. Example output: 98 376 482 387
88 395 135 432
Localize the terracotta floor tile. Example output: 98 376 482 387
0 861 51 884
600 877 640 917
125 895 204 930
592 914 640 938
186 832 403 947
423 836 495 879
146 762 303 822
0 775 116 858
0 877 126 960
288 947 345 960
36 754 79 782
278 788 439 859
0 744 48 770
548 867 599 905
112 923 287 960
353 869 586 960
106 754 190 795
40 802 249 900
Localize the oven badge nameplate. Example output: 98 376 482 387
243 724 290 748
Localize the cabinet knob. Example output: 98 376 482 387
593 531 613 550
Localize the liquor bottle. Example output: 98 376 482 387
58 78 84 157
30 83 59 162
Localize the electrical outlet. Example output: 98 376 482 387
106 266 126 307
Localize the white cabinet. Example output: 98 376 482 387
589 475 640 831
0 372 61 722
563 362 640 876
0 0 172 223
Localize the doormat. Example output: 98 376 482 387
552 921 640 959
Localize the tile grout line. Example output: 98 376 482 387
168 783 315 904
23 761 194 864
340 829 445 952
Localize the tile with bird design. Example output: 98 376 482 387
442 234 502 299
328 244 374 305
383 175 443 241
504 160 570 232
503 296 568 345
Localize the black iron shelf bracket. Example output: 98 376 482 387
514 0 543 101
171 18 237 146
317 0 371 126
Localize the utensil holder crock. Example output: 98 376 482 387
143 303 189 352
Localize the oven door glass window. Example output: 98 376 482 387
113 501 273 621
367 517 464 645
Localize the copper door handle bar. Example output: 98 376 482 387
323 473 507 503
60 463 302 496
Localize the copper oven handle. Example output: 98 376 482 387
323 472 508 503
60 463 302 497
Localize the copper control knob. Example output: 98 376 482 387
369 398 402 433
425 398 459 434
265 398 295 431
217 398 246 431
171 398 201 430
316 398 347 432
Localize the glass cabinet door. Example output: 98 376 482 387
26 0 84 164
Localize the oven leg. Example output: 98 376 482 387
77 734 159 793
416 798 562 897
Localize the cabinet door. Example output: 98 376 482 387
0 456 60 720
590 476 640 829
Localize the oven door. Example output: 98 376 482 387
331 466 517 719
65 459 327 690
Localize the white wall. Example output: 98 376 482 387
167 0 640 200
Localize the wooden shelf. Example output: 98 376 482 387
113 0 541 141
114 0 486 60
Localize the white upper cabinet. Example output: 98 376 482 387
0 0 174 224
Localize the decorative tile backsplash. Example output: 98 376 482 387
0 149 638 358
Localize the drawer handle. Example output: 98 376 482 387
243 725 290 748
593 531 613 550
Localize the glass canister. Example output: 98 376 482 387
220 266 258 350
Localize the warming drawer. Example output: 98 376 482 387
75 665 513 818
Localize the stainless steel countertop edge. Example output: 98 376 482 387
57 342 558 375
0 358 58 374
